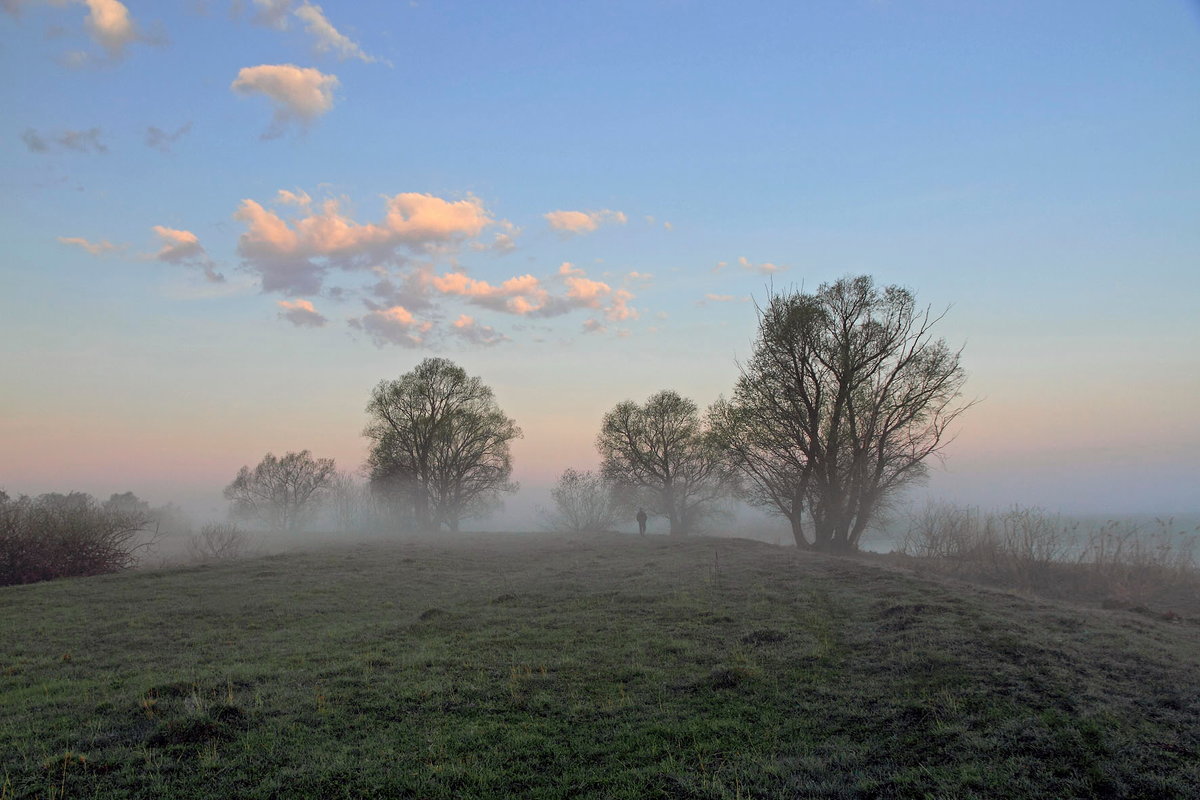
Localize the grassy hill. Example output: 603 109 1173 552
2 533 1198 799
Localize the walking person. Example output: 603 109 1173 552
636 508 648 536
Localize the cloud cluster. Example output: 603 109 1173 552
234 190 493 294
231 64 339 138
22 127 107 154
544 208 627 235
424 264 636 325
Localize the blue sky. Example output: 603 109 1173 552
2 0 1198 522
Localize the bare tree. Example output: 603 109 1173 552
364 358 521 532
716 276 969 552
542 468 620 533
223 450 336 532
597 390 731 536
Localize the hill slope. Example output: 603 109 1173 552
2 534 1198 798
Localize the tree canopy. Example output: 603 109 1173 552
223 450 336 532
364 357 521 532
596 390 730 535
714 276 969 551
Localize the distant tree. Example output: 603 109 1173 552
0 491 154 586
223 450 336 531
542 468 620 533
103 491 152 518
364 357 522 532
715 276 969 552
596 390 731 535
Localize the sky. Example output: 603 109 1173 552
2 0 1198 525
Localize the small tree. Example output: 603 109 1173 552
364 358 522 532
596 390 731 535
719 276 969 552
223 450 336 531
542 468 620 533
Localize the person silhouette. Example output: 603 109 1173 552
636 508 648 535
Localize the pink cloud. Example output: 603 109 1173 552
150 225 223 282
278 298 328 327
58 235 121 255
431 272 549 315
231 64 339 138
150 226 202 263
452 314 506 346
351 304 433 347
544 208 627 234
234 191 492 294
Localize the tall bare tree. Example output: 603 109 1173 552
716 276 969 551
597 390 730 535
224 450 336 532
364 358 521 532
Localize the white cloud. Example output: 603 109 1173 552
245 0 381 63
544 208 627 235
738 256 785 274
278 298 328 327
231 64 339 138
294 2 376 62
58 235 121 255
698 293 750 305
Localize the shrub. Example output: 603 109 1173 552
186 523 249 562
0 491 154 586
541 469 620 533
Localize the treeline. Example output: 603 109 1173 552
350 275 969 551
1 275 971 585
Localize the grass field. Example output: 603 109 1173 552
2 533 1199 798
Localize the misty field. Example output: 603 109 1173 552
2 534 1198 799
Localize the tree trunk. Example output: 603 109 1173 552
789 514 810 548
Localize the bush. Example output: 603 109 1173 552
186 523 249 562
541 469 620 533
0 491 154 586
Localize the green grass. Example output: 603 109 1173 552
2 533 1198 798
